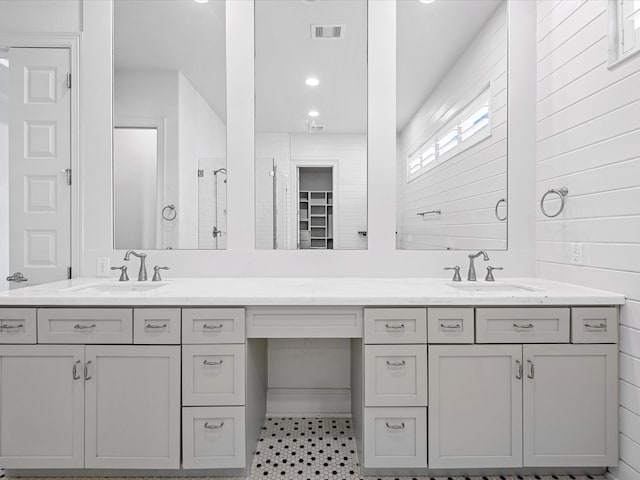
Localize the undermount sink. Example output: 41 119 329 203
69 282 167 293
446 282 540 293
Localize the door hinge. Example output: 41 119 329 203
64 168 71 186
197 169 204 178
68 267 72 279
66 73 71 89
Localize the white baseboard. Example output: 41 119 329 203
266 388 351 417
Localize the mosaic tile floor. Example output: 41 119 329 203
2 417 610 480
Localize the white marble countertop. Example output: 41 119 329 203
0 277 626 306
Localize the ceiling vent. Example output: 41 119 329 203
308 124 325 133
311 24 345 40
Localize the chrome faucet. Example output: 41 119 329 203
467 250 490 281
123 250 148 281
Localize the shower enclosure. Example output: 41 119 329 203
198 158 227 249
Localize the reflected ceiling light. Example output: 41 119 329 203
308 110 320 117
305 77 320 87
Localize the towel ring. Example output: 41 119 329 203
162 204 177 221
540 187 568 218
494 198 507 222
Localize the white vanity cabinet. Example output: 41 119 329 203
0 345 85 468
84 345 181 469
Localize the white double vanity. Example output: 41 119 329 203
0 278 624 477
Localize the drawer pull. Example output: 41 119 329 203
527 359 534 379
204 421 224 430
145 323 168 329
203 324 223 330
440 323 462 330
385 323 405 330
72 360 81 380
74 323 96 330
386 360 406 367
203 359 224 366
584 322 607 330
0 323 24 330
513 323 534 330
515 360 522 380
385 422 405 430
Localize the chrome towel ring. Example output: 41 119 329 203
494 198 507 221
162 204 177 221
540 187 568 218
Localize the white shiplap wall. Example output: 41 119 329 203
535 2 640 479
396 2 507 250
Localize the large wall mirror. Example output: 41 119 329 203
396 0 508 250
113 0 227 250
254 0 368 250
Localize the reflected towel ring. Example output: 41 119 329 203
495 198 507 222
162 204 177 221
540 187 568 218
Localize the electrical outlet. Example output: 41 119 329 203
97 257 110 277
570 243 583 265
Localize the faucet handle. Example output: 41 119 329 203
444 266 462 282
152 266 169 282
111 266 129 282
485 266 503 282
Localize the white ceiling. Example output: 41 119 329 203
114 0 227 120
114 0 503 135
396 0 503 131
255 0 368 134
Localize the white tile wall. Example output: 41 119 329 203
396 2 507 250
534 2 640 480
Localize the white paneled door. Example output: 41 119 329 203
8 47 71 288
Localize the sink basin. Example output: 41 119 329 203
69 282 167 293
447 282 540 293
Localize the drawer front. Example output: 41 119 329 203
133 308 181 344
476 308 570 343
571 307 618 344
182 344 245 406
364 308 427 344
247 307 363 338
428 308 474 344
182 406 246 469
37 308 132 344
0 308 36 344
363 407 427 468
182 308 245 344
364 345 427 407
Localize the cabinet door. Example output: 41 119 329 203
84 345 180 469
523 344 618 467
428 345 523 468
0 345 84 468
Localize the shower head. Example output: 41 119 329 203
213 168 227 175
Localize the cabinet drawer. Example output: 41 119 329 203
476 308 570 343
571 307 618 344
182 308 245 344
364 308 427 344
247 307 362 338
37 308 132 344
182 406 245 469
363 407 427 468
182 344 245 406
364 345 427 407
133 308 181 344
428 308 474 344
0 308 36 344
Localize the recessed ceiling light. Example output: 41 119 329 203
194 0 209 3
419 0 435 3
305 77 320 87
308 110 320 118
